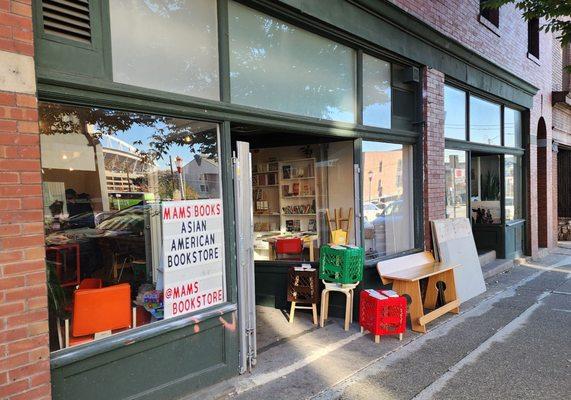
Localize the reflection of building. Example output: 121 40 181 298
182 154 220 198
100 134 158 194
362 150 404 203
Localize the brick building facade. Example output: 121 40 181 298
0 1 51 400
0 1 568 399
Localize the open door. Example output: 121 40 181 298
233 141 257 373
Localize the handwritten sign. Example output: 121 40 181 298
161 199 225 319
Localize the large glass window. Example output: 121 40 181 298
445 149 468 218
40 103 222 352
505 155 523 221
470 96 501 145
228 1 356 122
444 85 467 140
362 141 414 260
110 0 219 100
251 141 355 261
471 154 501 224
362 54 391 129
504 107 522 148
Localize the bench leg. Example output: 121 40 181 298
443 270 460 314
374 335 380 343
394 280 426 333
424 275 439 310
289 302 296 323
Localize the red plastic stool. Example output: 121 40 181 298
359 289 407 343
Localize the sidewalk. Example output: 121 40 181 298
186 249 571 400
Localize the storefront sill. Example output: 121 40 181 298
50 302 237 369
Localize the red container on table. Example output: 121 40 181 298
359 289 407 337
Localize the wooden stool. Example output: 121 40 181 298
320 281 359 331
287 267 319 324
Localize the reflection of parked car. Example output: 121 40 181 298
46 204 148 279
363 202 382 222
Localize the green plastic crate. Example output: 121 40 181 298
319 245 364 284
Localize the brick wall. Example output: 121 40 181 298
392 0 554 255
0 2 51 400
422 67 446 250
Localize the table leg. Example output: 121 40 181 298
424 275 439 310
443 270 460 314
289 302 296 323
393 280 426 333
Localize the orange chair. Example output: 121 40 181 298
275 238 304 261
64 283 135 348
77 278 103 290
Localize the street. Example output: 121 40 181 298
192 247 571 400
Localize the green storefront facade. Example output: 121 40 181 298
33 1 535 399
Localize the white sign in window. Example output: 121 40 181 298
161 199 226 319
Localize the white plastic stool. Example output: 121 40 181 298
320 281 359 331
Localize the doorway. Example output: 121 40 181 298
232 124 359 371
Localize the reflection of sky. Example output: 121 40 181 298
363 103 391 128
363 141 402 152
99 123 202 170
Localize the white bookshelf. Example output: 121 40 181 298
279 158 318 234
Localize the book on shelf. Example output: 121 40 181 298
268 172 277 185
292 183 300 196
308 219 316 232
282 165 291 179
258 174 267 186
282 184 290 196
252 175 259 186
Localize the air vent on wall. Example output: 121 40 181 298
42 0 91 44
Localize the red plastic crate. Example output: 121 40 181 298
359 290 407 339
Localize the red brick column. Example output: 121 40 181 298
422 67 446 250
0 2 51 400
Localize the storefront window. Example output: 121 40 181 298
252 142 355 261
228 1 356 123
110 0 219 100
445 149 468 218
505 155 523 220
504 107 522 148
362 54 391 129
362 141 414 260
39 103 222 352
444 85 467 140
470 96 501 145
471 154 501 224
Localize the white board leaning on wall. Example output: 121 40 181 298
431 218 486 303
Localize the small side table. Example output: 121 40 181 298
287 267 319 325
46 243 81 287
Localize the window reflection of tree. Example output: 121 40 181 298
229 7 355 121
111 0 219 98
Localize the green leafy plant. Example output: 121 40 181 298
483 0 571 71
46 260 68 319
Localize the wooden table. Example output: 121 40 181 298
377 252 461 333
265 234 318 261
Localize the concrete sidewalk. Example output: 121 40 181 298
186 249 571 400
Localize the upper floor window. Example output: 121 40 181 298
110 0 220 100
480 1 499 28
444 85 467 140
528 18 540 59
470 95 501 146
228 1 356 123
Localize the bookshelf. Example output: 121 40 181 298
279 158 318 234
252 158 318 235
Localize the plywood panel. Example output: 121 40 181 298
431 218 486 303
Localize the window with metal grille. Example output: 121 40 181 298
42 0 91 44
480 0 499 28
528 18 540 59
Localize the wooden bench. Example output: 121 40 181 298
377 252 461 333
